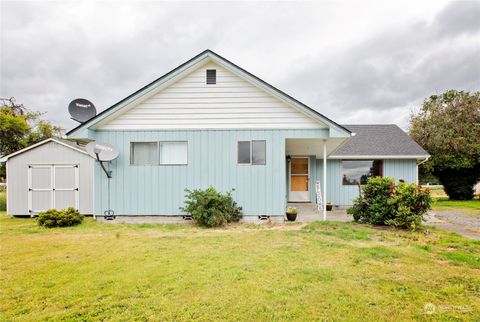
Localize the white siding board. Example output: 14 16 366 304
99 62 326 130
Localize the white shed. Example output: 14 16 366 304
1 138 94 216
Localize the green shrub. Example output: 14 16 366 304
347 177 432 230
0 191 5 212
37 207 84 228
181 187 242 227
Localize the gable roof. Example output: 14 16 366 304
0 138 89 162
67 49 351 136
330 125 429 159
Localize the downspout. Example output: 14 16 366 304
416 156 430 185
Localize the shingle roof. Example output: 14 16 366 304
331 124 429 158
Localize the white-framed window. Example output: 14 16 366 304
130 142 158 165
237 140 266 165
130 141 188 165
160 141 188 165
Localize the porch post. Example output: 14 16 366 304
323 139 327 220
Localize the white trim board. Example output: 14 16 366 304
0 138 89 162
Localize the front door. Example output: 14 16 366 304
289 157 310 202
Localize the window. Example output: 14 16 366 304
160 142 188 165
206 69 216 84
252 140 266 165
131 142 158 165
237 141 251 164
342 160 382 185
237 140 266 165
130 141 188 165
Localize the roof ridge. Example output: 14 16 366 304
67 49 350 136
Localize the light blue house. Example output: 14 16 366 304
62 50 428 220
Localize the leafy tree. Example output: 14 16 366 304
410 90 480 200
0 98 63 179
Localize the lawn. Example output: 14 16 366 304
433 198 480 211
433 198 480 219
1 213 479 320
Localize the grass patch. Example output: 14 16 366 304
1 212 480 320
358 246 401 261
302 221 373 240
442 252 480 268
433 197 480 211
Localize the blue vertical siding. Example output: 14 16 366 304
315 158 418 206
91 129 328 216
383 159 418 183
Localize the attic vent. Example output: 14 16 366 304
206 69 216 84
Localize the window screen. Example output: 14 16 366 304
160 142 188 165
131 142 158 165
237 141 251 164
252 140 266 165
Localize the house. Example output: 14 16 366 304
2 50 429 220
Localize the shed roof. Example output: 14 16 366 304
330 124 429 159
0 138 89 162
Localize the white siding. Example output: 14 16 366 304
99 62 326 130
6 141 94 216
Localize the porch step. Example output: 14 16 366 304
288 203 319 215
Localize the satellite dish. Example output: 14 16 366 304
68 98 97 123
85 141 119 162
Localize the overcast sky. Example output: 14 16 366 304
1 0 479 132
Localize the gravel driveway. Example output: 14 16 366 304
425 209 480 240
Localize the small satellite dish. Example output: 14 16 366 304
68 98 97 123
85 141 119 162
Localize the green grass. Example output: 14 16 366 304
433 198 480 211
1 212 480 320
433 198 480 218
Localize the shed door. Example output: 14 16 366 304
28 165 79 214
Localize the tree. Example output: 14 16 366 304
410 90 480 200
0 98 63 179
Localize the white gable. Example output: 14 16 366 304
98 62 327 130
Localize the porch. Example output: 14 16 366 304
287 203 353 223
285 137 349 220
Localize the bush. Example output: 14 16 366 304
435 167 479 200
37 207 84 228
181 187 242 227
0 191 5 212
347 177 432 230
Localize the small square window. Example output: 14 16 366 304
160 141 188 165
131 142 158 165
206 69 216 84
237 140 266 165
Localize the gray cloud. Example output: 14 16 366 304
281 1 480 127
1 1 479 132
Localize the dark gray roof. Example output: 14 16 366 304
331 124 429 158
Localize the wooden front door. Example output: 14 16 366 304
289 157 310 202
